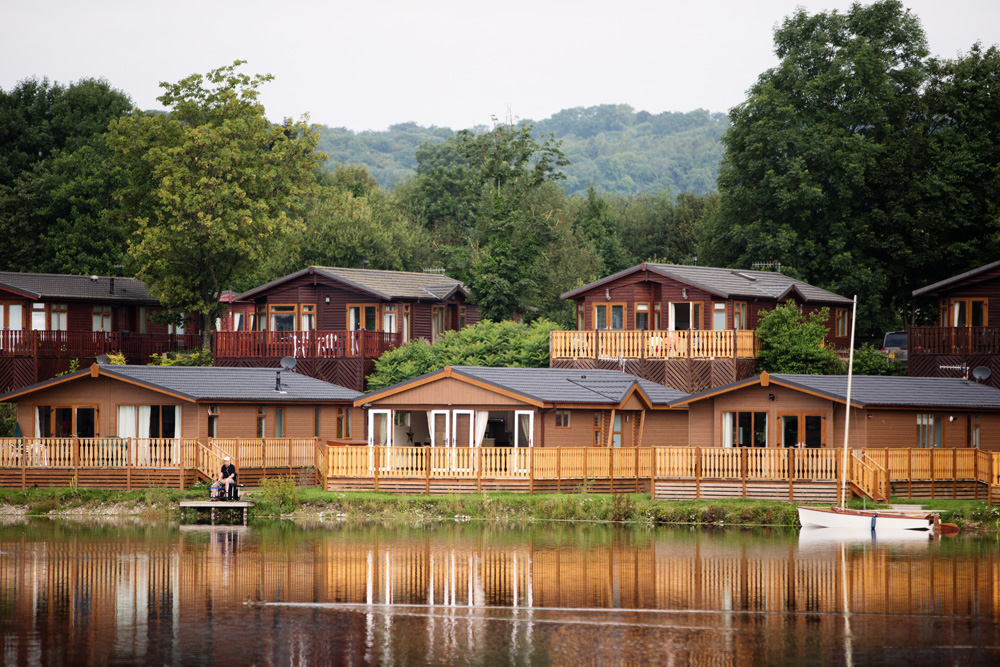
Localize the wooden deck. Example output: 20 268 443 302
2 438 997 505
213 330 400 359
550 329 758 360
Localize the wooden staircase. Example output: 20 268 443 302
848 451 890 502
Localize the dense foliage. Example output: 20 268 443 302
365 319 559 391
712 0 1000 337
755 303 844 375
316 106 727 197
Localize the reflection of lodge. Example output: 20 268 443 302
3 526 999 663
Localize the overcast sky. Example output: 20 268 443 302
2 1 997 132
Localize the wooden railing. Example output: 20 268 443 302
213 330 400 359
550 330 758 360
909 326 1000 356
209 438 318 468
0 330 199 360
849 452 890 502
0 438 195 468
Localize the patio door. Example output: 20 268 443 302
513 410 533 473
368 409 392 472
778 414 826 448
452 410 474 472
429 410 450 472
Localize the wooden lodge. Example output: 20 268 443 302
214 266 481 391
0 363 362 489
550 263 853 393
910 259 1000 389
2 365 999 504
0 271 198 390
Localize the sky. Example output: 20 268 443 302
2 1 998 132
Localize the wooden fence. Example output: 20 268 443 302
550 329 758 360
910 326 1000 356
213 330 400 359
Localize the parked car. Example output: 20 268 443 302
881 331 908 367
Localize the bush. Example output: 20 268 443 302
259 476 300 514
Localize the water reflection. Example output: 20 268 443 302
1 520 998 665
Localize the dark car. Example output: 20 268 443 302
881 331 908 367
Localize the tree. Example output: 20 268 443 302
0 78 133 273
108 61 324 349
850 343 906 376
365 319 559 391
714 1 1000 336
755 303 844 374
571 185 630 275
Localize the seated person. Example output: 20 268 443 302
218 456 238 500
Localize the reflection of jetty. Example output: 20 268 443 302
179 500 253 526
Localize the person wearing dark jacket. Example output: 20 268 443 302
219 456 238 500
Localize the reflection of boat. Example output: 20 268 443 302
798 506 936 533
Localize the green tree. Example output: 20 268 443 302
755 303 844 374
366 319 559 391
850 343 906 376
108 61 324 349
571 185 630 275
715 1 1000 336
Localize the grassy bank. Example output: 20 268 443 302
1 483 998 530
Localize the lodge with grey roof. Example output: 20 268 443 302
549 262 854 394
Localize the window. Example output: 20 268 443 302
577 304 585 330
314 407 322 438
670 302 703 330
275 408 285 438
431 306 447 342
383 304 397 333
401 304 411 343
253 305 267 331
722 411 768 447
138 306 147 334
593 411 602 445
594 304 625 331
835 309 849 337
1 304 23 330
555 410 571 428
115 405 180 438
336 406 352 439
948 299 987 327
208 405 220 438
459 306 467 330
394 411 410 427
36 406 98 438
168 315 185 335
31 303 46 331
734 303 748 330
348 304 378 331
917 413 942 448
635 303 650 331
269 305 297 332
712 302 727 330
92 305 112 332
654 303 661 330
612 413 623 448
256 406 266 438
301 304 315 331
967 416 980 448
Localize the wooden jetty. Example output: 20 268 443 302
179 500 254 526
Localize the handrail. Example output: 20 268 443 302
0 330 199 359
909 326 1000 356
213 330 401 359
549 329 758 360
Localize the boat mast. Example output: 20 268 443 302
841 295 858 509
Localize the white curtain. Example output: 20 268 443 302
171 406 181 464
35 407 43 438
426 411 435 448
379 413 388 447
117 406 137 438
721 412 734 448
474 411 489 447
137 405 151 465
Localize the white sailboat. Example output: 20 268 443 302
796 295 937 534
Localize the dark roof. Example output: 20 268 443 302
0 365 362 403
0 271 158 303
239 266 468 301
912 259 1000 297
675 373 1000 409
364 366 686 406
561 263 851 304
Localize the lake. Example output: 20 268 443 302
1 517 999 665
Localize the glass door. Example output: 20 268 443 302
513 410 533 473
452 410 474 472
430 410 450 472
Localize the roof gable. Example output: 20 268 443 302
913 259 1000 297
239 266 469 302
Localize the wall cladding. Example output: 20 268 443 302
0 359 36 393
909 354 1000 390
215 357 365 392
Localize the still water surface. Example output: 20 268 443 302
1 518 999 665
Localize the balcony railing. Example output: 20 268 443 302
550 329 758 360
0 330 200 359
213 330 401 359
909 326 1000 356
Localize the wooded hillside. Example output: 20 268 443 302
316 105 728 196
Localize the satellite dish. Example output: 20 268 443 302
96 354 110 365
972 366 991 382
279 356 298 371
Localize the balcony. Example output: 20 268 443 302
909 326 1000 356
550 330 758 361
0 330 200 361
213 330 402 360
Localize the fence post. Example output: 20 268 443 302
788 447 795 503
477 446 482 494
930 449 936 500
425 447 431 494
695 447 702 500
741 446 748 498
288 438 293 471
907 449 913 499
953 448 958 499
529 447 535 495
374 447 380 492
557 448 562 493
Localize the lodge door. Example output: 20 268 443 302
513 410 533 473
778 413 826 448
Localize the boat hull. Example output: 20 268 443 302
798 506 934 533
